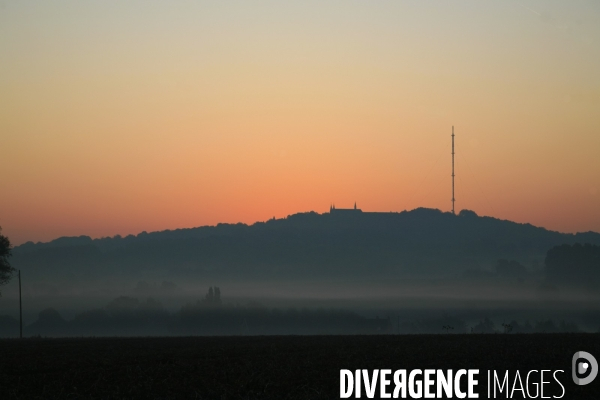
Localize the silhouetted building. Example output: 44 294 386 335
329 202 362 215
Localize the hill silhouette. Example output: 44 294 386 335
11 208 600 284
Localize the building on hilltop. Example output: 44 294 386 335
329 202 362 214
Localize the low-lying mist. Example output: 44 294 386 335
1 277 599 338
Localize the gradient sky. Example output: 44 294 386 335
1 1 599 245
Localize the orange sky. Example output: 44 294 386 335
1 1 599 245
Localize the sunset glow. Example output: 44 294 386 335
1 1 599 245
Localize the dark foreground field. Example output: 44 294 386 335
1 334 599 399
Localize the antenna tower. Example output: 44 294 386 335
451 126 455 215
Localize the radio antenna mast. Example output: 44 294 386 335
451 126 455 215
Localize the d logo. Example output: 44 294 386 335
572 351 598 385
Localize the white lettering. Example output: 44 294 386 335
511 370 525 398
380 369 391 398
468 369 479 398
424 369 435 398
437 369 453 398
340 370 353 398
526 370 539 398
553 370 565 399
493 371 508 398
363 369 379 399
393 370 406 399
541 370 550 398
409 369 423 398
455 370 466 399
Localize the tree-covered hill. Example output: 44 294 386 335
11 208 600 282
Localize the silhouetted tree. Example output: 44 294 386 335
458 209 478 218
472 317 496 334
27 308 68 337
139 297 163 311
160 280 177 292
545 243 600 290
135 280 150 293
203 286 222 305
0 227 15 295
205 287 214 303
106 296 139 316
495 259 527 278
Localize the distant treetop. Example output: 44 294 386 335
458 209 478 218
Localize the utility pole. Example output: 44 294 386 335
19 270 22 339
452 126 455 215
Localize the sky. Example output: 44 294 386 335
1 0 599 245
